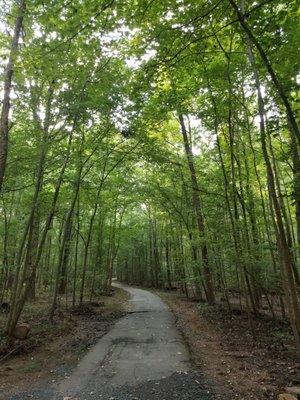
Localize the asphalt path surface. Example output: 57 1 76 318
7 283 226 400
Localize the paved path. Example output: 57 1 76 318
7 283 224 399
58 282 191 398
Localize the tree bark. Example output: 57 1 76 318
0 0 26 192
178 113 215 304
245 36 300 351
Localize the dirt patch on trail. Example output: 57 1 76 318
157 291 299 400
0 288 129 397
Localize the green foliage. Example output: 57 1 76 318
0 0 298 341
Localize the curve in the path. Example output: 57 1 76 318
59 282 191 398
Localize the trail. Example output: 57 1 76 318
8 283 224 399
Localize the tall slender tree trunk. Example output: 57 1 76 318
165 233 172 289
72 197 80 306
79 198 100 304
26 212 40 301
6 108 51 335
50 167 82 320
245 36 300 351
0 0 26 192
90 215 104 301
105 209 117 292
178 113 215 304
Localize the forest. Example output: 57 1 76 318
0 0 299 375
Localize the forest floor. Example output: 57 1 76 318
157 290 299 400
0 288 129 398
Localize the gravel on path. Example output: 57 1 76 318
7 371 226 400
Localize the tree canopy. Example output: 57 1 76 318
0 0 299 350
